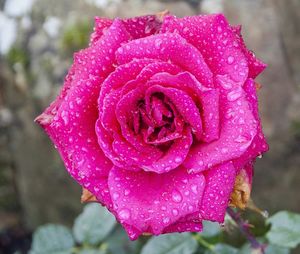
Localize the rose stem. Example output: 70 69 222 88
226 207 266 254
192 234 216 253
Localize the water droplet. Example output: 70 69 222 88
171 190 183 203
172 208 179 216
227 56 235 64
175 156 182 163
191 184 198 194
124 189 130 196
227 89 242 101
261 210 269 218
217 26 222 33
155 39 162 49
198 160 204 166
163 217 170 224
118 209 130 220
221 147 228 154
113 193 119 200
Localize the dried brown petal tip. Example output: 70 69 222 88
156 10 169 21
255 82 262 91
142 232 152 236
81 188 97 203
229 169 251 209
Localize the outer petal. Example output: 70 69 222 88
122 14 163 39
35 19 131 207
115 33 213 86
233 78 269 170
90 17 113 45
232 25 267 79
108 166 205 238
200 162 236 222
183 75 257 173
90 14 163 45
161 14 248 84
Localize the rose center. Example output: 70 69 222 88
133 92 184 147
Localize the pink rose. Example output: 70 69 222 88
36 13 268 240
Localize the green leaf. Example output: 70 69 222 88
77 249 106 254
141 233 197 254
205 244 238 254
201 221 221 238
239 242 290 254
29 224 74 254
73 203 116 245
106 226 140 254
266 211 300 248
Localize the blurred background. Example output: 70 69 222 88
0 0 299 253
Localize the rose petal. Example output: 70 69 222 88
90 17 113 45
161 14 248 84
122 14 163 39
145 85 203 140
115 33 213 86
183 75 257 173
148 72 220 142
200 162 236 222
163 220 203 234
233 78 269 170
108 166 205 237
90 14 163 46
232 25 267 78
35 19 130 207
142 128 193 173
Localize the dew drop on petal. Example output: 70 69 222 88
163 217 170 224
175 156 182 163
227 56 235 64
118 209 130 220
191 184 198 194
171 189 183 203
227 89 242 101
172 208 179 216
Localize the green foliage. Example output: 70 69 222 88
61 21 91 54
6 46 29 68
73 203 116 245
29 205 300 254
141 233 197 254
266 211 300 248
30 224 74 254
205 243 238 254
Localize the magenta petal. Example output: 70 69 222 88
148 72 220 142
145 85 203 140
99 58 155 114
232 25 267 78
143 128 193 173
35 19 131 207
115 87 163 160
234 79 269 170
121 61 181 95
115 33 213 86
200 162 236 222
122 14 163 39
161 14 248 84
183 75 257 173
200 89 220 142
163 220 203 234
90 17 113 45
108 166 205 236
